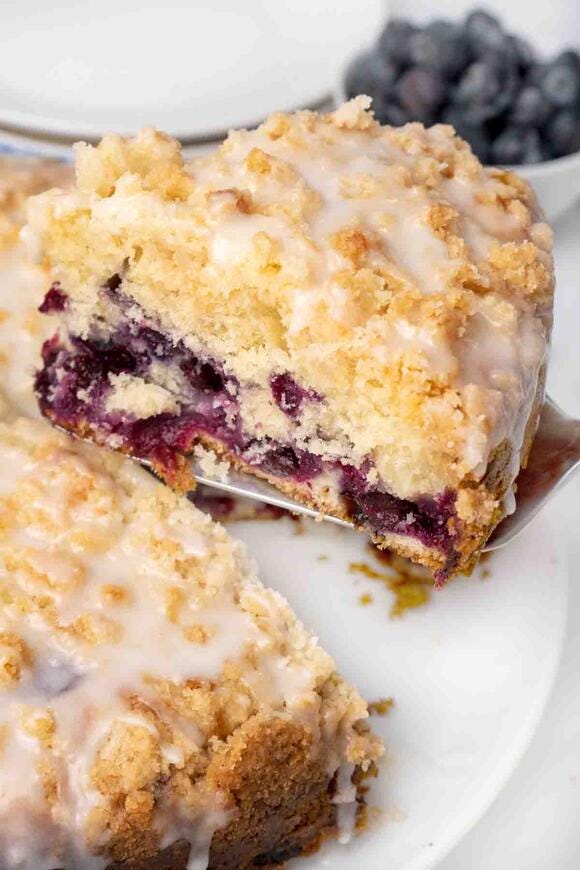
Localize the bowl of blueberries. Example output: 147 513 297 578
341 7 580 221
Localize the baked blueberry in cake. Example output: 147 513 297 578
28 97 554 581
0 415 382 869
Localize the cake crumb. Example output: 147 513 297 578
349 562 385 581
183 624 217 644
193 443 231 483
358 593 373 606
350 554 432 619
106 373 179 418
478 550 493 580
368 697 394 716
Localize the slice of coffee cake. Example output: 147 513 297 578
28 98 554 579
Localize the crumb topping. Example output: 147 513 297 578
0 158 71 418
27 99 553 498
0 156 69 251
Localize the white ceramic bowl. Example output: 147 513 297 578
510 150 580 223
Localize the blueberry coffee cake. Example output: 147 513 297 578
0 414 382 869
28 97 554 580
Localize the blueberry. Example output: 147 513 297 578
525 61 547 88
540 60 580 108
552 49 580 75
464 9 505 56
505 34 536 71
491 126 524 164
491 126 545 165
373 98 410 127
372 52 399 94
260 445 322 482
34 657 83 696
409 20 470 79
199 362 224 392
442 107 491 162
39 284 68 314
377 18 417 67
454 51 519 123
544 109 580 157
271 373 317 417
519 128 545 164
512 86 552 126
344 50 397 99
395 67 446 124
344 51 377 98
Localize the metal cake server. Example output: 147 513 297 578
189 397 580 552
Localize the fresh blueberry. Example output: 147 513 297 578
377 18 417 67
552 49 580 75
491 125 524 164
464 9 505 56
344 50 397 99
372 95 410 126
512 86 552 126
519 128 545 164
505 34 536 71
454 54 518 122
344 51 377 98
544 109 580 157
525 61 548 88
442 107 491 162
372 52 399 94
539 60 580 108
491 126 545 165
395 67 446 124
409 20 470 79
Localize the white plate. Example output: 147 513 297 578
234 515 567 869
0 0 383 140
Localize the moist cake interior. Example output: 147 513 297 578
37 279 460 578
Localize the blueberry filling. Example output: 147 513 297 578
36 282 459 566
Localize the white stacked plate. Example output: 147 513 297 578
0 0 383 152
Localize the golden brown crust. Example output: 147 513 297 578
105 718 343 870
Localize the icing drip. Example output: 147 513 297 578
332 764 358 845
